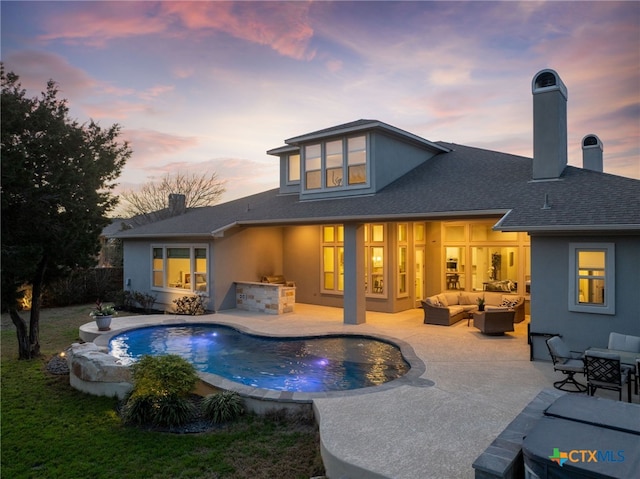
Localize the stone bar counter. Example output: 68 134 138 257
235 281 295 314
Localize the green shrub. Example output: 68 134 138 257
120 392 156 426
154 394 197 427
123 355 199 427
114 290 157 313
132 291 157 313
131 354 199 397
202 391 245 424
173 293 207 315
121 392 197 427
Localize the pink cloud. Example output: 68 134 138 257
38 2 169 47
160 1 316 60
121 128 200 167
2 50 96 98
34 1 316 61
83 101 159 121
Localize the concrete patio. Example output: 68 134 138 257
84 304 636 479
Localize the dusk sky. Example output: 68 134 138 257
2 1 639 207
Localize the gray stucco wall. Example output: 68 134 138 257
530 234 640 360
122 240 151 294
372 132 437 192
282 225 325 305
214 226 284 311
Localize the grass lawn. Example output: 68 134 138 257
1 304 325 479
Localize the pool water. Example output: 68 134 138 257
109 324 410 392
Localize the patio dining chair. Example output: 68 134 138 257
584 351 631 402
546 336 587 392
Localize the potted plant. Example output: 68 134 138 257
90 300 117 331
477 295 486 312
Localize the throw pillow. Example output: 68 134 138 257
500 298 518 308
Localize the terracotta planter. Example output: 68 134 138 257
95 315 112 331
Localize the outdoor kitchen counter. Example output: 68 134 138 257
235 281 295 315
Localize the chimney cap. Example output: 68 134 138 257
532 69 567 99
582 134 603 150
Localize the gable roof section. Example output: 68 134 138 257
281 119 450 153
114 142 640 239
495 167 640 233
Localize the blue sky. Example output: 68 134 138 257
2 1 639 207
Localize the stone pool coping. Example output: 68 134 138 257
86 314 430 406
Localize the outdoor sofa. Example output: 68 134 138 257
421 291 524 326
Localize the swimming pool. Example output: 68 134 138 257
109 324 410 393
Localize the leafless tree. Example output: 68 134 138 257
120 171 226 225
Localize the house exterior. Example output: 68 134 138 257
115 69 640 358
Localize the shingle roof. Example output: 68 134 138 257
114 142 640 239
282 119 450 153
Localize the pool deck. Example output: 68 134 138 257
83 304 635 479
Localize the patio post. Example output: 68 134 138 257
343 222 366 324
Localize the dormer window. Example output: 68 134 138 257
347 136 366 185
326 140 343 187
303 135 368 191
287 153 300 183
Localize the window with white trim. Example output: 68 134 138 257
321 225 344 292
397 223 408 296
287 153 300 183
303 135 368 191
151 245 208 293
320 223 385 297
366 224 386 296
569 243 615 314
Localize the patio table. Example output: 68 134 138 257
585 347 640 367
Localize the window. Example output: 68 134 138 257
347 136 367 185
321 226 344 292
569 243 615 314
305 144 321 189
320 223 384 297
366 224 385 296
397 224 408 296
288 153 300 183
303 135 367 191
471 224 517 242
445 246 465 291
471 246 517 292
325 140 343 187
151 245 208 293
152 248 164 287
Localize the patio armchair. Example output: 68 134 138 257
473 310 515 335
584 350 631 402
545 336 587 392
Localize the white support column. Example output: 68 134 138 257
343 222 366 324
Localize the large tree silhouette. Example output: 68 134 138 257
1 67 131 359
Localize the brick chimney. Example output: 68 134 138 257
532 69 568 180
582 134 603 173
168 193 186 215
